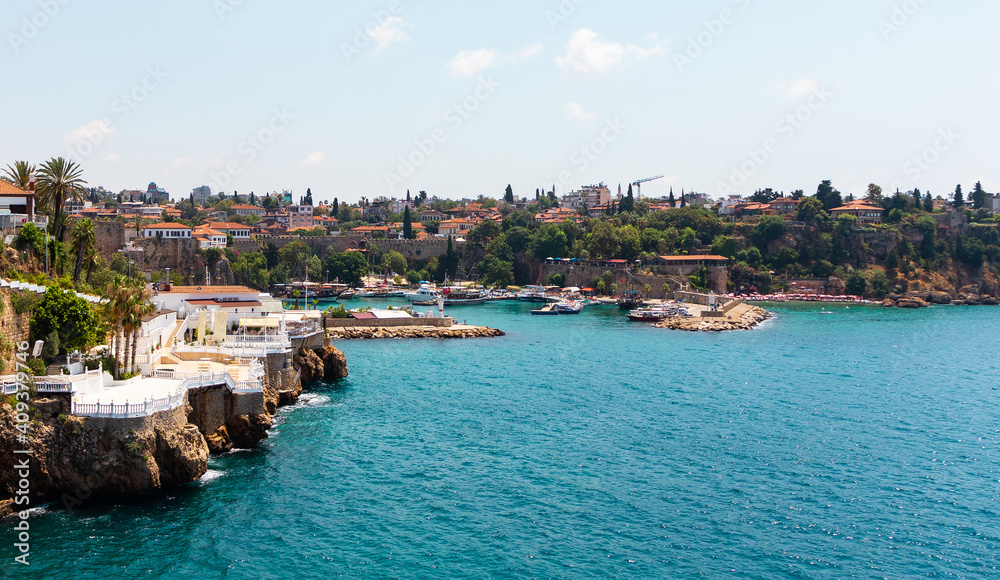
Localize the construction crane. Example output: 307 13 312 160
632 175 664 199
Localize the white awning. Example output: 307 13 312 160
239 317 281 328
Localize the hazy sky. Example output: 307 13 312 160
4 0 999 203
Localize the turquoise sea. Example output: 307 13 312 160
7 301 1000 579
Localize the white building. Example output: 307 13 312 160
207 222 252 239
143 223 192 239
287 205 314 230
561 183 611 210
191 185 212 206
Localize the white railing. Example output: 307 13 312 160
0 375 75 394
72 389 186 419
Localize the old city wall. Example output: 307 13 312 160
93 220 126 259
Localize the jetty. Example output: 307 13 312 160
644 292 771 332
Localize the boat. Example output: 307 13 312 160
337 289 355 299
438 286 487 305
406 285 441 302
626 304 690 322
517 285 549 302
354 289 375 298
617 290 643 311
531 304 559 315
554 300 583 314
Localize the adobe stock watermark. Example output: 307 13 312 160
341 0 404 62
67 66 168 161
674 0 751 72
546 0 588 30
8 0 73 54
553 117 627 189
889 126 959 190
717 85 835 197
211 107 295 189
384 76 500 191
214 0 249 21
11 340 33 566
879 0 932 40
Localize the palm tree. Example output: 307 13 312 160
126 288 155 374
83 247 101 286
103 275 130 378
70 218 96 283
1 160 35 189
36 157 87 240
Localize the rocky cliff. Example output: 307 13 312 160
0 396 209 519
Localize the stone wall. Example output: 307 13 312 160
93 220 126 259
0 289 31 375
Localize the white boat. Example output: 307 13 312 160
406 285 441 302
354 289 375 298
554 300 583 314
517 285 549 302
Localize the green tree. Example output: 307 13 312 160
382 250 407 276
617 225 641 261
324 251 368 286
1 160 36 189
796 197 826 224
13 221 45 259
815 180 843 211
403 206 414 239
69 218 96 283
954 184 964 208
587 221 619 258
844 269 868 296
504 184 515 204
531 225 568 260
865 183 883 205
710 235 737 259
971 181 987 210
31 287 99 355
36 157 87 240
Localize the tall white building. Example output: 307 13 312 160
561 183 611 210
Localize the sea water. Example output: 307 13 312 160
7 302 1000 578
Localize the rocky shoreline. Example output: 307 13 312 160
880 287 999 308
0 345 349 520
654 304 771 332
326 325 506 341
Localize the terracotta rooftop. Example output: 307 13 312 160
160 285 259 294
0 181 32 195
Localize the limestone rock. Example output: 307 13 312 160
319 345 349 381
225 413 273 448
881 299 897 308
896 297 929 308
929 291 953 304
293 347 325 384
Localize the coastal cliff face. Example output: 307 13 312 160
293 345 349 385
0 397 209 520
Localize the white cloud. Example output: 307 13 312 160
301 151 325 167
368 16 409 52
448 43 544 77
775 79 821 99
564 102 596 121
508 42 543 62
63 119 116 149
557 29 665 76
101 153 122 164
448 48 500 77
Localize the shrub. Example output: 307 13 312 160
326 304 351 319
11 291 39 315
27 358 45 376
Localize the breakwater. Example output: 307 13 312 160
655 303 771 332
327 325 505 341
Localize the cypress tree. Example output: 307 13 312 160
954 184 964 208
403 206 413 239
668 187 675 208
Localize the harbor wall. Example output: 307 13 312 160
324 317 454 329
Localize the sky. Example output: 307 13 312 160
4 0 1000 204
